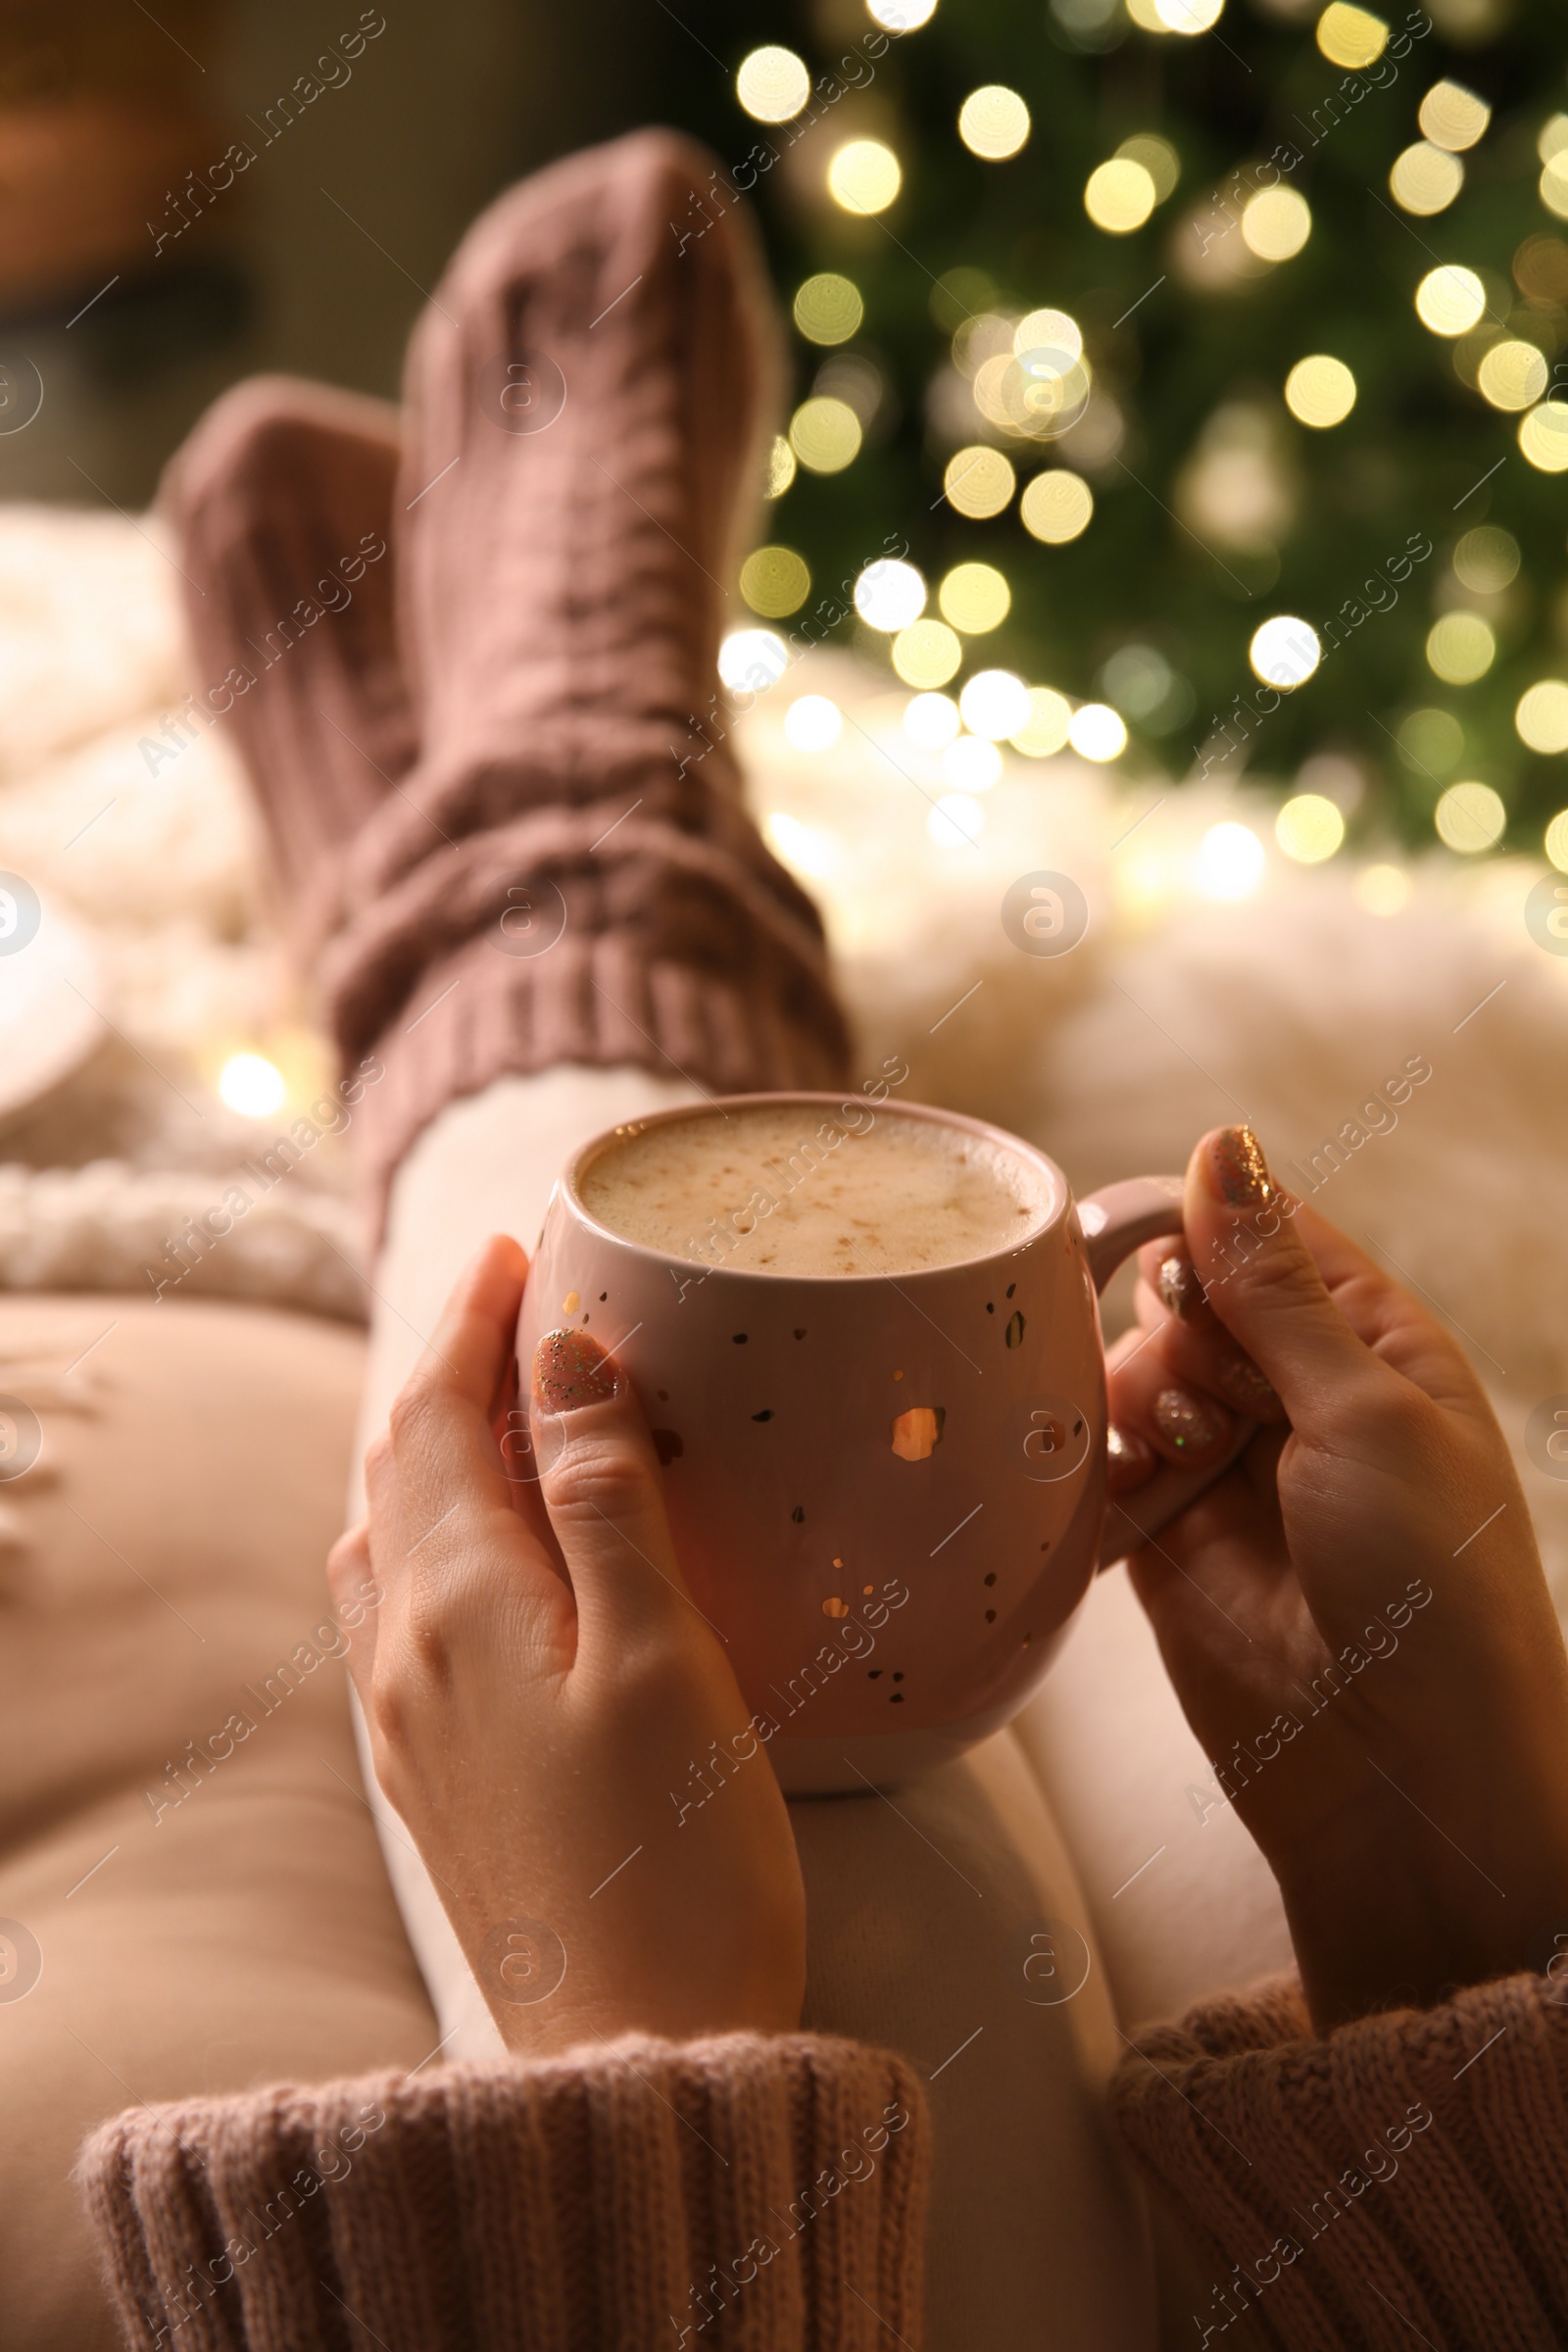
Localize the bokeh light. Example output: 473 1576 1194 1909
855 558 926 631
1543 155 1568 222
1477 339 1548 412
1196 820 1265 899
1014 308 1083 364
944 445 1016 517
958 85 1031 161
868 0 938 24
1415 265 1486 335
1354 862 1412 915
793 273 864 346
220 1053 286 1118
1426 612 1496 684
1519 400 1568 471
1242 188 1312 263
1316 3 1388 70
718 630 787 693
892 619 963 686
1419 79 1490 152
1390 143 1464 216
1154 0 1225 33
930 792 984 848
828 140 902 215
1275 793 1346 861
1546 810 1568 872
1020 469 1094 543
1250 615 1322 689
1284 355 1356 427
1068 703 1128 760
943 734 1004 791
789 397 861 473
1434 780 1505 851
783 696 843 752
1116 134 1180 200
904 691 960 749
939 562 1011 632
1398 707 1464 773
1515 679 1568 754
1010 687 1073 757
1452 525 1519 593
739 546 809 617
1085 159 1156 234
736 47 810 122
764 435 796 498
959 668 1031 739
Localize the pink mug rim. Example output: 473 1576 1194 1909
555 1091 1072 1288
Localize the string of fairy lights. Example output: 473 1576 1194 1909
718 0 1568 887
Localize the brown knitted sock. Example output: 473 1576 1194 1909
160 374 415 949
317 130 852 1218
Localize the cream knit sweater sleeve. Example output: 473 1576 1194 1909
79 2032 928 2352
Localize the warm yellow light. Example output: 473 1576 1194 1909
959 668 1031 739
1520 400 1568 472
1543 156 1568 223
783 696 843 753
1435 781 1505 852
1316 3 1388 70
1353 862 1411 915
1276 793 1345 862
1069 703 1128 761
943 734 1004 792
1196 820 1265 900
220 1053 286 1118
868 0 937 24
1242 187 1312 263
736 46 810 122
788 396 861 473
1419 79 1490 153
793 273 863 346
1516 680 1568 755
903 691 959 749
763 435 796 498
1009 687 1073 758
1478 339 1548 412
1116 134 1180 201
1415 265 1485 336
1085 159 1156 234
1452 526 1519 593
855 558 926 631
1398 707 1464 774
944 445 1016 517
1020 468 1094 544
1284 355 1356 428
958 85 1030 161
1250 616 1322 689
1390 143 1464 217
1426 612 1496 684
929 792 985 848
1539 114 1568 164
739 546 809 617
939 562 1010 633
1154 0 1224 32
1545 809 1568 872
718 629 787 693
828 140 902 215
1014 308 1083 366
763 809 839 881
892 620 963 687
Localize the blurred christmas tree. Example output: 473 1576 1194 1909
718 0 1568 866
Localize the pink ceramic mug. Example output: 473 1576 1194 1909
515 1094 1226 1792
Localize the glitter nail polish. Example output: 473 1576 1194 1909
1209 1125 1275 1208
532 1327 622 1413
1152 1386 1223 1454
1211 1352 1284 1422
1156 1251 1205 1321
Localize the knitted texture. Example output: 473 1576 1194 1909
79 2033 929 2352
1110 1968 1568 2349
317 127 852 1210
161 373 413 950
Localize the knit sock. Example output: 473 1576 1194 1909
160 374 415 950
316 130 853 1221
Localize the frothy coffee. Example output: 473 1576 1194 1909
579 1102 1052 1278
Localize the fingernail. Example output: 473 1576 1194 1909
1156 1251 1205 1321
1152 1386 1225 1455
1210 1353 1285 1423
532 1328 622 1413
1106 1422 1157 1493
1206 1125 1275 1209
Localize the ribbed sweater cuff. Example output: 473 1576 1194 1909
79 2033 929 2352
1110 1969 1568 2350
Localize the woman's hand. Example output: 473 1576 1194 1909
328 1234 806 2056
1105 1125 1568 2031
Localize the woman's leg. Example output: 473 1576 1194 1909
167 134 1156 2350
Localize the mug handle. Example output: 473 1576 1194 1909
1076 1175 1258 1572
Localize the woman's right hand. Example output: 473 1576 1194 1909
1104 1125 1568 2031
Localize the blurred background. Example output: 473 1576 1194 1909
3 0 1568 858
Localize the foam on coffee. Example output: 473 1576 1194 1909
579 1102 1053 1278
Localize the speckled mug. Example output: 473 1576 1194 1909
516 1095 1194 1793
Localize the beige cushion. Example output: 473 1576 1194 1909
0 1296 434 2350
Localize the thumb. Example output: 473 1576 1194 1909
1186 1125 1372 1419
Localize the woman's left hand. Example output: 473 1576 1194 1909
327 1234 806 2056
